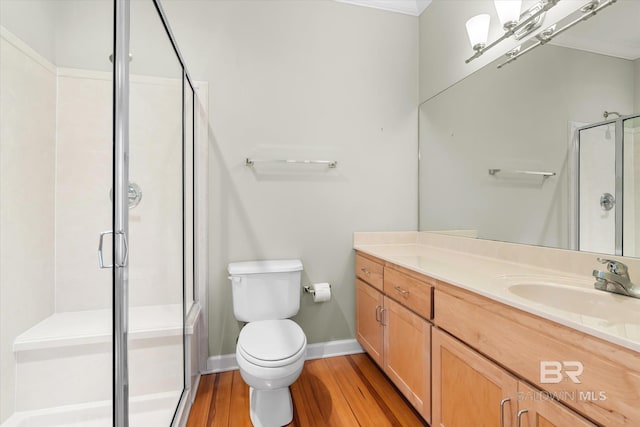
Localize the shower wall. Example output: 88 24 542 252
0 30 56 424
54 70 183 311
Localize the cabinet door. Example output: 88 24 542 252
356 279 384 366
383 296 431 423
432 328 518 427
517 382 596 427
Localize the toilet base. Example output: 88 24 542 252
249 386 293 427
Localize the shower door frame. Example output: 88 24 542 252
572 116 628 255
113 0 131 425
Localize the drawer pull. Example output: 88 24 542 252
360 268 371 275
394 286 410 296
500 398 510 427
517 409 528 427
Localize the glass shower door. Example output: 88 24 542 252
126 0 186 425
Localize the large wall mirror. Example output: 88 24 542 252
419 0 640 257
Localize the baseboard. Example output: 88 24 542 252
205 338 364 374
305 338 364 360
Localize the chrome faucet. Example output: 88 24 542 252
593 258 640 299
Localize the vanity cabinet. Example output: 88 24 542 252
354 245 640 427
434 282 637 427
432 328 596 427
354 253 432 422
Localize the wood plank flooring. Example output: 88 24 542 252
186 353 428 426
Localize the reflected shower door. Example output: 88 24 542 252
577 122 618 254
623 115 640 257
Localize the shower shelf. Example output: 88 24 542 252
488 168 556 178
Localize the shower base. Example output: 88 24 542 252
3 304 197 426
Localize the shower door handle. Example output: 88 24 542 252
98 230 129 268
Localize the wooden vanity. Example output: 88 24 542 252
355 250 640 427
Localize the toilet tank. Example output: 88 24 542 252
228 259 303 322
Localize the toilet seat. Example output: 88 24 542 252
238 319 306 368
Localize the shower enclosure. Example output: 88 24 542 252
574 114 640 257
0 0 204 425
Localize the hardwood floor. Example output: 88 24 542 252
186 353 428 426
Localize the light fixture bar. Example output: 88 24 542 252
497 0 617 69
466 0 558 64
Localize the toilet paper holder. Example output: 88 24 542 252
303 284 331 295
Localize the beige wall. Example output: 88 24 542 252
163 0 419 355
0 31 56 423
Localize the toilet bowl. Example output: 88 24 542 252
236 319 307 427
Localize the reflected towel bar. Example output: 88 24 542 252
245 158 338 168
489 169 555 177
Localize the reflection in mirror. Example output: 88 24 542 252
419 0 640 257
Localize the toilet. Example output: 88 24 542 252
228 259 307 427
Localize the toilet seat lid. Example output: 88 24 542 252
238 319 306 363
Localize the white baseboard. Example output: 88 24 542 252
305 338 364 360
206 353 239 373
205 338 364 374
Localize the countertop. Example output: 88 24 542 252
354 242 640 353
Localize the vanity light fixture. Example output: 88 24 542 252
465 14 491 52
497 0 617 69
465 0 558 64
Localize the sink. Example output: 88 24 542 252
507 282 639 322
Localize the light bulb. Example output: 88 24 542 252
494 0 522 31
465 14 491 52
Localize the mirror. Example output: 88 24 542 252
419 0 640 257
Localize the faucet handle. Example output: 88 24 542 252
597 258 628 275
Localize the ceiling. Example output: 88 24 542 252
335 0 432 17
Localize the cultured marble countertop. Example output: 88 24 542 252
354 243 640 353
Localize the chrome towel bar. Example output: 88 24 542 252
488 169 555 177
245 158 337 168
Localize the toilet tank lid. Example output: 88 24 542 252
228 259 303 275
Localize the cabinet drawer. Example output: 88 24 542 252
383 266 432 320
356 253 384 290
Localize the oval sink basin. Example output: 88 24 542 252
508 283 640 322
